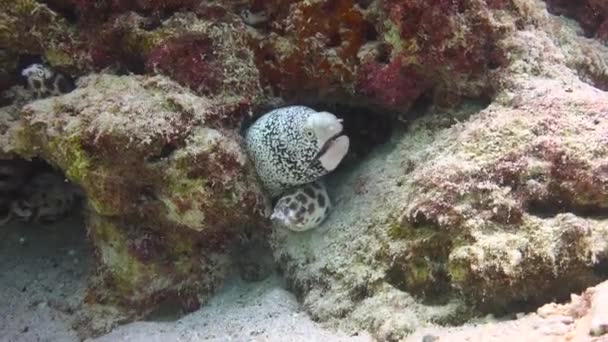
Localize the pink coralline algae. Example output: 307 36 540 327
357 60 431 108
146 34 221 96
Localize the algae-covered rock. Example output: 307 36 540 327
1 0 608 340
268 2 608 340
2 73 270 334
271 79 608 338
0 0 87 72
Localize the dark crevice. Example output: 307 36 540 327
0 157 85 224
362 22 378 41
326 33 342 48
355 0 374 10
306 102 397 167
114 56 147 76
480 274 600 318
526 200 608 219
37 0 79 24
385 259 452 301
593 256 608 277
406 91 434 121
143 294 186 322
146 143 178 163
375 43 391 64
140 14 164 31
410 211 436 229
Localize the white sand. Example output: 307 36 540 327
0 214 89 342
91 275 372 342
0 215 372 342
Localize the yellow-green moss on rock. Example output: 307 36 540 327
5 73 269 331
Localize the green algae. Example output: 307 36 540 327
388 221 438 241
90 217 146 297
161 177 208 230
48 134 91 184
382 19 421 61
447 258 470 284
405 257 433 289
46 49 75 68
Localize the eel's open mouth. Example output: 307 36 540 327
316 132 343 159
316 134 350 171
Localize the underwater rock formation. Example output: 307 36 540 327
268 1 608 341
0 74 269 335
1 0 608 340
544 0 608 42
405 279 608 341
1 0 507 113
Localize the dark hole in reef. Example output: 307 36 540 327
410 211 435 229
362 22 378 42
326 33 342 48
385 260 452 303
0 94 11 107
0 156 90 335
0 157 85 224
306 102 397 168
144 294 188 322
482 274 597 318
37 0 79 24
526 199 608 219
233 232 276 283
593 255 608 277
138 185 158 203
375 43 392 64
526 200 565 219
140 14 165 31
146 143 178 163
406 90 434 121
263 52 277 62
242 101 398 169
114 55 147 76
456 0 466 14
487 59 501 70
355 0 374 9
349 284 370 302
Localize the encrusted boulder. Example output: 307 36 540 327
268 1 608 340
0 0 87 73
2 0 608 340
1 73 270 335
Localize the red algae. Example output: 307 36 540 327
146 34 221 96
357 59 430 108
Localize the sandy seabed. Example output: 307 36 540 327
0 215 372 342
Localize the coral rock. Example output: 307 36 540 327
268 2 608 338
2 74 269 336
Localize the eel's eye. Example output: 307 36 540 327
305 130 314 138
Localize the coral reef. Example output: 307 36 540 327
0 0 86 73
0 0 511 113
271 77 608 339
1 0 608 340
268 1 608 340
244 0 506 112
0 74 269 336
